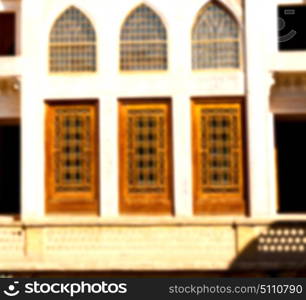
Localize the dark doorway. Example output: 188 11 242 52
276 117 306 213
0 125 20 214
0 13 15 55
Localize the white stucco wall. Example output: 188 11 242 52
17 0 245 219
1 0 305 220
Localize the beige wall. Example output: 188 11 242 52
1 218 306 272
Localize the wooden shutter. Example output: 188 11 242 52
119 100 173 214
45 101 99 214
192 99 246 214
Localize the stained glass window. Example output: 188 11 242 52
46 101 99 214
192 2 240 69
49 6 96 72
120 4 167 71
193 101 245 214
119 101 173 214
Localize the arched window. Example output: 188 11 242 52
120 4 167 71
192 2 240 69
49 6 96 72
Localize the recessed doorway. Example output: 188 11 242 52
275 116 306 213
0 123 20 214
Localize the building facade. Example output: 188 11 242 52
0 0 306 276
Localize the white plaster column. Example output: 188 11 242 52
167 4 193 217
245 0 277 217
97 2 121 217
99 95 119 217
171 95 193 217
21 0 46 219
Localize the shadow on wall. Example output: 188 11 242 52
230 222 306 274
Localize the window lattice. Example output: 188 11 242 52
120 4 167 71
192 3 240 69
49 6 96 72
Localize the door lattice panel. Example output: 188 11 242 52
46 101 99 214
193 101 245 214
54 108 91 192
201 107 240 193
119 101 173 214
127 109 166 193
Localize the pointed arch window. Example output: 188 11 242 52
192 2 240 69
120 4 167 71
49 6 96 72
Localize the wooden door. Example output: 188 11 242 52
192 99 246 215
45 100 99 214
119 99 173 214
